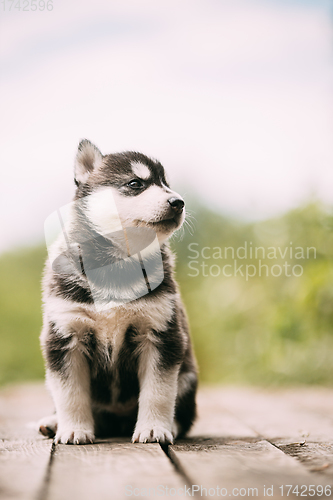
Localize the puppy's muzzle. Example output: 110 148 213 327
168 197 185 215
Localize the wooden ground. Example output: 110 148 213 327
0 384 332 499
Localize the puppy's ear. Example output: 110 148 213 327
74 139 103 186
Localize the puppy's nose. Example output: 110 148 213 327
168 197 185 214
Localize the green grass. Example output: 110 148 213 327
0 245 46 385
1 201 333 387
172 201 333 386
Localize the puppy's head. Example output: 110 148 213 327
74 139 185 243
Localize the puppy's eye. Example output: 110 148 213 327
127 179 143 189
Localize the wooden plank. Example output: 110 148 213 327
1 383 333 500
274 387 333 474
209 387 333 480
279 387 333 417
209 386 333 440
171 437 318 498
0 383 54 438
0 383 184 499
47 439 185 500
0 383 54 500
188 388 258 438
0 437 52 500
169 387 333 498
272 439 333 474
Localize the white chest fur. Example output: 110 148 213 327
43 292 177 362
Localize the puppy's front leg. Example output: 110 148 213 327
132 342 179 444
45 344 95 445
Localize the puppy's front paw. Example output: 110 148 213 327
54 427 94 445
132 424 174 444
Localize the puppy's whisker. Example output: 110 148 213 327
183 211 196 236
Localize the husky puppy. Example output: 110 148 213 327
38 140 197 445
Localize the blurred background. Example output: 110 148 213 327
0 0 332 387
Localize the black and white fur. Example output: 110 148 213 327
38 140 197 445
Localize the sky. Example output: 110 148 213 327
0 0 332 253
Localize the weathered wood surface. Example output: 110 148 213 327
171 388 333 498
0 384 332 499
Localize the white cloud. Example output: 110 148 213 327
0 0 332 252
